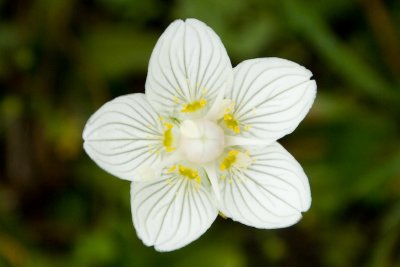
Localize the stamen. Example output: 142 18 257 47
220 150 239 171
220 150 253 172
223 113 241 133
181 98 207 113
178 165 200 180
168 165 177 172
168 164 201 188
163 123 175 152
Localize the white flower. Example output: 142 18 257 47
83 18 316 252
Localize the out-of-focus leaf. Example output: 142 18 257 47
82 25 158 78
72 230 118 266
174 0 281 60
282 0 400 108
1 95 23 123
173 244 245 267
322 224 366 267
368 201 400 267
262 234 287 263
96 0 162 22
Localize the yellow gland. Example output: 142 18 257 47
163 123 175 152
223 113 240 133
181 98 207 113
220 150 239 171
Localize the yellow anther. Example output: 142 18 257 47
224 112 241 133
176 165 202 188
224 114 232 120
181 98 207 113
229 150 239 156
163 123 175 152
220 150 239 171
168 165 176 173
178 165 198 179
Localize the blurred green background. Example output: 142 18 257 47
1 0 400 266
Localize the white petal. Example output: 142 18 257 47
219 142 311 229
225 135 273 146
227 58 316 141
83 94 165 181
145 19 233 118
204 80 228 121
131 168 218 251
203 164 221 202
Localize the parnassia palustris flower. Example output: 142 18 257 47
83 18 316 252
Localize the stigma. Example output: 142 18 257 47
179 119 225 164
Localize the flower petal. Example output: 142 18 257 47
83 94 165 181
131 167 218 251
219 142 311 229
203 164 221 202
226 58 316 141
145 19 233 118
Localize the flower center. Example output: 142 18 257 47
179 119 225 164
